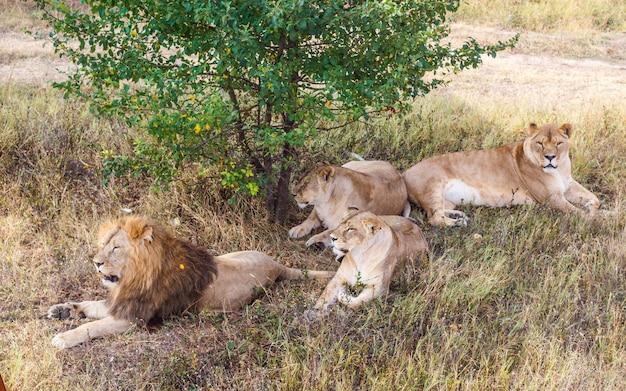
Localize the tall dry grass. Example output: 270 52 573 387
452 0 626 32
1 0 626 390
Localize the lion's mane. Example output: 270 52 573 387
103 216 218 325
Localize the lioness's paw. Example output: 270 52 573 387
303 309 323 322
48 303 83 320
599 209 617 217
305 233 330 249
451 216 468 227
288 225 310 239
444 211 468 227
337 291 356 306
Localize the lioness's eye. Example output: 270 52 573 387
557 142 563 147
536 142 543 147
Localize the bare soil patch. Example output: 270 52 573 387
0 32 74 83
445 24 626 105
446 51 626 105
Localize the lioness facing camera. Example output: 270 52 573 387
403 123 600 226
314 210 428 310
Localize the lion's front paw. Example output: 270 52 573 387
51 330 85 349
51 333 71 349
48 303 83 320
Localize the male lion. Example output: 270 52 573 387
48 215 334 349
289 160 410 245
403 123 600 226
314 210 428 310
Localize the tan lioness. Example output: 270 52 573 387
314 210 428 310
289 160 410 241
403 123 600 226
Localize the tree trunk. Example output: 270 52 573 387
263 143 294 224
274 162 292 224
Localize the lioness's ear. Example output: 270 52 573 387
341 207 360 222
364 219 380 234
528 123 539 134
318 166 335 182
559 123 573 137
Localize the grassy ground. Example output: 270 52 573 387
1 1 626 390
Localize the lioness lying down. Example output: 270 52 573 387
403 123 600 226
289 160 410 245
48 216 334 349
314 210 428 310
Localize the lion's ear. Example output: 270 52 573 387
528 123 539 134
139 226 154 243
125 217 154 244
98 221 119 246
559 123 573 137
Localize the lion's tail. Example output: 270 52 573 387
280 267 335 281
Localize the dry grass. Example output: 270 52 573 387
452 0 626 33
2 1 626 390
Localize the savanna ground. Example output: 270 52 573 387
1 0 626 389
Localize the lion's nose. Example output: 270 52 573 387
544 154 556 162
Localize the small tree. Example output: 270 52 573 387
37 0 516 222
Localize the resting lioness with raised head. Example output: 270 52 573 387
403 123 600 226
314 209 428 310
289 160 410 245
48 216 334 349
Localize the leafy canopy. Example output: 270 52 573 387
37 0 517 219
